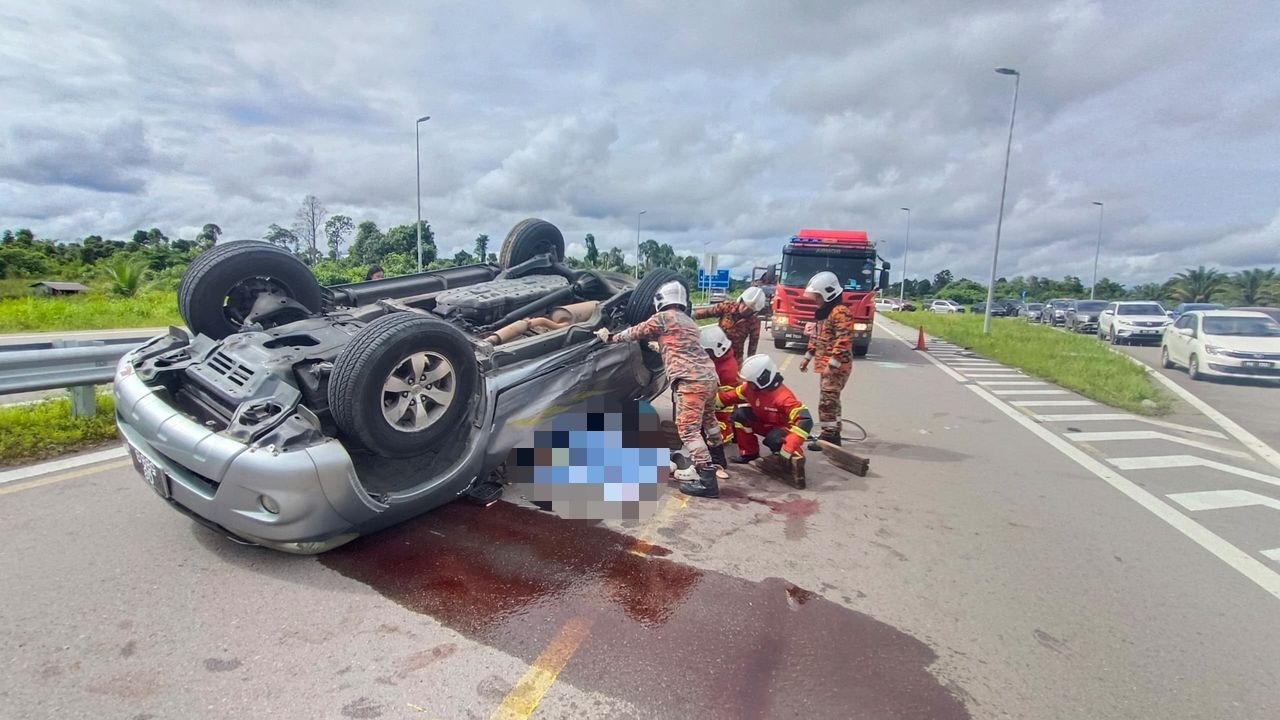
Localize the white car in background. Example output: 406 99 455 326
1098 301 1171 345
927 299 963 313
1161 310 1280 382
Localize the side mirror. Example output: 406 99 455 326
1179 327 1195 337
878 268 890 291
881 261 892 271
1102 309 1114 315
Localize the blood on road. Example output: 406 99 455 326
321 499 968 719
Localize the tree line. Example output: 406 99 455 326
1 194 704 296
890 267 1279 307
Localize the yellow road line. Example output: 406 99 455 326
0 459 131 497
778 354 794 372
490 616 593 720
628 492 689 556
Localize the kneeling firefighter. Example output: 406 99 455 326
720 354 812 475
598 280 728 498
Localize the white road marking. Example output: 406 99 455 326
962 373 1026 378
1065 431 1250 459
0 446 129 486
1109 455 1280 489
976 380 1048 386
1167 489 1280 512
876 318 1280 601
1034 414 1228 439
1132 356 1280 473
1263 548 1280 564
1009 400 1098 407
991 389 1070 396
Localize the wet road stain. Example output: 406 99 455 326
202 657 241 672
322 500 969 719
718 488 821 540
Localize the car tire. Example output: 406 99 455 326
1109 329 1120 345
328 313 478 458
774 338 787 350
624 268 688 326
1160 346 1174 369
853 342 869 357
177 241 323 340
498 218 566 268
1188 354 1203 381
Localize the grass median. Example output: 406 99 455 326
0 290 180 333
886 312 1170 415
0 393 119 466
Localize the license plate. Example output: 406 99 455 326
1243 361 1274 368
130 445 170 499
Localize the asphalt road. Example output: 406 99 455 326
1115 341 1280 449
3 324 1280 719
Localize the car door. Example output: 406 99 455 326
1101 303 1117 335
1168 314 1193 363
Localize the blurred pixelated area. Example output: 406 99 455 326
505 398 671 520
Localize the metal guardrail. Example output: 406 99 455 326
0 337 152 415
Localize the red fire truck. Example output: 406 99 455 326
769 228 890 356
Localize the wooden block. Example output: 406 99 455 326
817 440 870 477
757 455 806 490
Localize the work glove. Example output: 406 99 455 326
827 357 841 369
594 328 611 343
798 352 812 373
647 341 661 353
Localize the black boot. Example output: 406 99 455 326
680 464 720 498
731 452 759 464
708 444 728 468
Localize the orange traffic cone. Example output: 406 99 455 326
914 326 927 351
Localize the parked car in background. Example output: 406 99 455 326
875 297 897 312
1023 302 1044 322
1231 306 1280 324
1064 300 1109 333
708 289 728 303
1170 302 1224 319
928 299 964 313
998 298 1025 316
1042 298 1073 326
1161 310 1280 382
971 301 987 314
1097 301 1170 344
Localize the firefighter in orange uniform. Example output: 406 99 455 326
700 325 738 478
693 287 768 363
720 354 812 468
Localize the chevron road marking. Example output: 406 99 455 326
1064 431 1250 459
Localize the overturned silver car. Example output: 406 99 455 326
114 219 678 553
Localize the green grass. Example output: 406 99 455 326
0 289 180 333
0 393 119 466
887 312 1170 415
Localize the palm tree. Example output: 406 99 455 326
1127 282 1169 302
1170 266 1227 303
105 258 149 297
1229 268 1277 305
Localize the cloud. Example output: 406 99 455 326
1 0 1278 287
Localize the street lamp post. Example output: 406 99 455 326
983 67 1020 334
635 210 646 278
414 115 431 272
1090 201 1104 299
898 207 911 303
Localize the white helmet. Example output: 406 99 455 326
739 286 767 312
699 325 732 358
804 271 842 302
653 280 688 312
740 354 780 388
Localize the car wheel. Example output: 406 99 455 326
328 313 478 458
1109 329 1120 345
1188 354 1203 381
178 241 323 340
625 268 688 325
498 218 566 268
773 338 787 350
1160 346 1174 369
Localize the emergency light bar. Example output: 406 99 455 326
791 228 871 246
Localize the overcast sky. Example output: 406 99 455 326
2 1 1278 284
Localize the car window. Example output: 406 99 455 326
1174 315 1193 329
1202 316 1280 337
1117 303 1165 316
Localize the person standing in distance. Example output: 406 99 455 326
797 271 854 449
597 281 728 497
693 287 768 363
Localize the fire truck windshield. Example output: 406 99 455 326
779 252 878 291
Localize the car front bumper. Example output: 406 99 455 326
1204 357 1280 379
1114 326 1166 342
772 320 872 346
113 351 382 553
